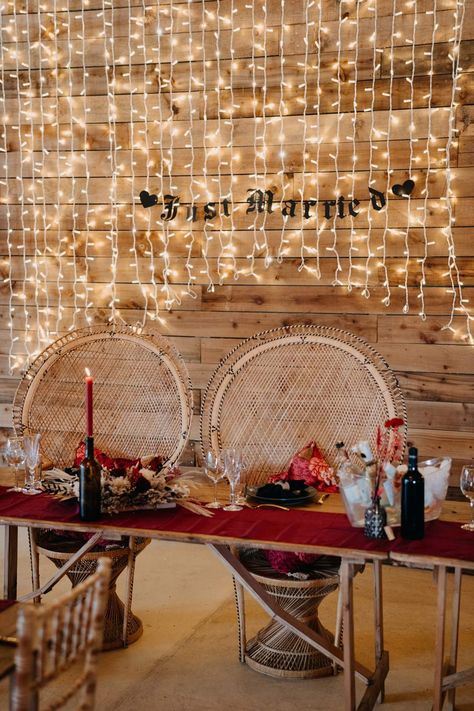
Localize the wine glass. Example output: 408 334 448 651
204 450 224 509
21 433 42 495
223 448 243 512
4 437 26 492
460 464 474 531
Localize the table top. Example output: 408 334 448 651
0 602 17 682
0 468 473 569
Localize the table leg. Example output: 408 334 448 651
3 525 18 600
447 567 462 711
209 545 387 711
374 559 384 703
233 577 246 663
341 559 356 711
433 565 447 711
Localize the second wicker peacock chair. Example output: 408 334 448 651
201 324 406 678
13 324 193 649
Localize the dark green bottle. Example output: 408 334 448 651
79 437 101 521
401 447 424 540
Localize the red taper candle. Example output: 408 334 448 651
85 370 93 438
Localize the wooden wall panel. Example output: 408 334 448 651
0 0 472 487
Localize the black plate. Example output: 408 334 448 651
247 485 318 507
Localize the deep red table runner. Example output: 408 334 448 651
0 487 472 563
0 601 15 613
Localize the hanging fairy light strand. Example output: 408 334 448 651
418 1 438 322
226 0 238 280
297 0 312 272
51 0 66 338
184 0 198 298
64 4 81 333
11 2 32 363
276 0 288 263
379 0 398 308
147 0 164 317
328 0 344 287
78 3 94 327
0 4 16 371
347 0 361 291
312 0 323 279
35 3 52 346
200 0 215 292
259 0 271 268
442 0 471 341
362 0 379 300
126 0 148 325
214 0 226 284
247 0 261 279
22 5 42 356
101 0 120 325
160 0 180 309
401 0 418 316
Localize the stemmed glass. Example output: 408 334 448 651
460 464 474 531
4 437 26 492
204 450 225 509
21 433 42 495
223 448 243 512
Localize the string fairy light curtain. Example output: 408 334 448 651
0 0 471 372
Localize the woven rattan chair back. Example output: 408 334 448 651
12 557 111 711
13 325 193 469
201 325 406 487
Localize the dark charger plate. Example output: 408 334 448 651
247 485 318 507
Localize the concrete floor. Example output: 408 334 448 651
1 529 474 711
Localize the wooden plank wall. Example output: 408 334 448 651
0 0 472 481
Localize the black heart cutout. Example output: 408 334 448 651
139 190 158 208
392 179 415 197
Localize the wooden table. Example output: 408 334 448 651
0 470 472 711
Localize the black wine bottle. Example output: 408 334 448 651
401 446 424 540
79 436 102 521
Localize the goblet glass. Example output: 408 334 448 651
460 464 474 531
204 450 224 509
223 448 243 512
4 437 26 492
21 433 42 495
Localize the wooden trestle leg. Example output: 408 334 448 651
209 544 388 711
3 524 18 600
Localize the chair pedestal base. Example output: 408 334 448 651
245 619 335 679
100 581 143 651
36 533 149 650
239 549 340 679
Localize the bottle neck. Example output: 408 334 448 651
85 436 95 459
407 446 418 472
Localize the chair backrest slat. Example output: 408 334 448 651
12 558 111 711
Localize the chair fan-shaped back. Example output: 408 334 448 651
13 326 193 469
201 325 406 486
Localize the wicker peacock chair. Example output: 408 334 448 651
13 324 193 650
201 324 406 678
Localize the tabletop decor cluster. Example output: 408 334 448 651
337 418 405 533
40 444 195 515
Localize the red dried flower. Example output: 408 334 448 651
384 417 404 429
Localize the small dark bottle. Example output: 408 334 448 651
401 446 424 540
79 436 102 521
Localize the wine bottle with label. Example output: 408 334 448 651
79 436 102 521
401 446 424 540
